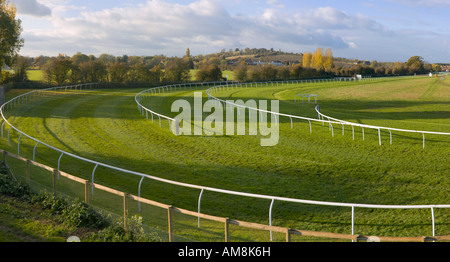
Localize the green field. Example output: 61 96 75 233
1 76 449 241
26 70 44 81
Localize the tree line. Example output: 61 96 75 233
39 53 192 86
3 51 229 87
3 50 443 88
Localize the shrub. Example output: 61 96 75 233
31 192 105 229
33 192 68 215
87 215 161 242
0 172 33 201
0 166 159 241
62 198 105 229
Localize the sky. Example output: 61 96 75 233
10 0 450 63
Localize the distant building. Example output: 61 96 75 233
270 61 284 66
353 60 371 66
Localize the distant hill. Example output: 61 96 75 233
195 48 302 65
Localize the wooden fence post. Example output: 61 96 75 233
286 228 291 242
168 206 173 242
224 218 230 242
123 193 128 230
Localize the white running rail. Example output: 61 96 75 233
315 106 450 148
0 81 447 241
136 78 449 239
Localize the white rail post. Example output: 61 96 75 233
91 164 98 194
57 152 64 179
198 188 204 227
329 122 334 137
431 207 435 237
351 206 355 239
389 130 392 145
269 198 275 241
138 176 145 212
422 133 425 149
378 128 382 146
33 141 39 161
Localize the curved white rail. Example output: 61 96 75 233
134 81 237 134
0 81 446 240
315 106 450 147
204 80 450 148
135 79 449 237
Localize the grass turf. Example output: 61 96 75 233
1 76 449 240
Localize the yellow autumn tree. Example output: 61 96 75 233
302 52 312 68
311 47 324 70
323 48 334 72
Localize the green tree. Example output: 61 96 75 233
71 52 91 66
233 61 248 82
392 62 407 75
149 64 163 83
69 63 81 83
108 62 129 82
98 54 116 65
406 56 425 74
195 64 222 82
164 58 190 82
431 64 441 72
290 64 303 79
277 66 291 80
42 59 73 85
0 0 23 78
79 60 108 82
248 66 262 81
260 65 277 80
128 63 151 82
12 55 29 82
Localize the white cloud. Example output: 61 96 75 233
266 0 285 8
12 0 51 17
21 0 241 56
16 0 450 62
388 0 450 6
18 1 384 57
291 7 387 32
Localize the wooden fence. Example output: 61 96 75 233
1 148 449 242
